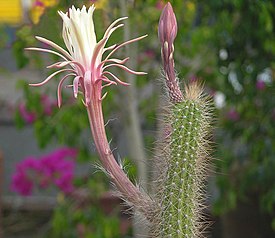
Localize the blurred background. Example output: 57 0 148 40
0 0 274 237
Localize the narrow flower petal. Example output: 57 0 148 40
104 24 124 40
103 71 130 86
35 36 73 61
47 61 85 74
91 38 108 68
103 64 147 75
25 47 69 61
97 57 129 69
102 82 116 89
103 17 128 39
105 35 148 60
29 69 75 87
96 76 117 85
103 44 117 53
57 73 76 108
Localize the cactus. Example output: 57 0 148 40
150 3 213 237
152 83 212 237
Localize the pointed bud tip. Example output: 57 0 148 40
158 2 177 45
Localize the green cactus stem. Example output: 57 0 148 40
153 83 212 238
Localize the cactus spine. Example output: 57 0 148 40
153 83 212 238
150 84 212 238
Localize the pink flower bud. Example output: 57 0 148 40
158 2 183 103
158 2 177 46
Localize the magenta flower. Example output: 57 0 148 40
11 148 77 196
18 103 36 124
41 94 55 115
11 157 40 196
155 0 165 10
34 0 44 7
26 5 146 107
226 108 240 121
11 172 34 196
256 79 266 91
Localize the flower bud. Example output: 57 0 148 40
158 2 178 46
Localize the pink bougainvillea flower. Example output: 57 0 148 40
18 103 36 124
256 79 266 91
26 5 147 107
155 0 165 10
11 148 77 196
41 94 55 116
226 108 240 121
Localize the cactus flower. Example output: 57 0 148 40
27 5 153 218
26 5 146 107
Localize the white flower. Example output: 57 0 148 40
26 5 147 107
58 5 97 69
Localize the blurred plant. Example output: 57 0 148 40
200 1 275 224
30 0 59 24
16 92 55 124
47 193 130 238
11 147 77 196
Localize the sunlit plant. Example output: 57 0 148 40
26 3 213 237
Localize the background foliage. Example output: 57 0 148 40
5 0 275 236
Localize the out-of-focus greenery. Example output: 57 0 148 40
11 0 275 235
169 0 275 228
46 174 131 238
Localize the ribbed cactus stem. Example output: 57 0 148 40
154 83 211 238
